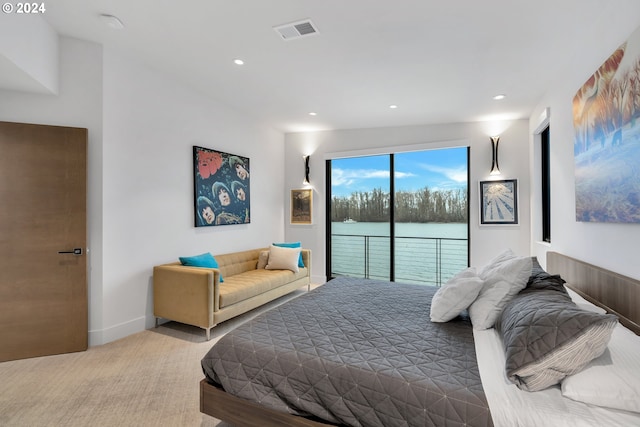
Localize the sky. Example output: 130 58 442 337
331 147 468 197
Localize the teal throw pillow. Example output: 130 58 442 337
272 242 304 267
178 252 224 282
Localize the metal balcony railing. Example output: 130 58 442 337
331 234 468 286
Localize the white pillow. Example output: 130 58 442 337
478 249 530 283
430 267 484 322
265 245 300 273
561 323 640 413
468 249 532 330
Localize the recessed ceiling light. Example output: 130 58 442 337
234 59 244 65
389 104 398 109
99 14 125 30
308 112 317 116
493 94 506 100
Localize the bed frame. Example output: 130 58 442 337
200 379 334 426
200 252 640 425
547 251 640 335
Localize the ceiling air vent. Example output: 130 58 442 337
273 19 319 40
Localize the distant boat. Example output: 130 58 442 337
343 218 357 224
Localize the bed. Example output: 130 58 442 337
200 251 640 426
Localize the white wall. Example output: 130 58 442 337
284 120 531 283
0 13 59 94
530 18 640 280
99 49 286 344
0 36 287 346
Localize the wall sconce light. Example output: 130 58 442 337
490 136 501 175
303 155 310 185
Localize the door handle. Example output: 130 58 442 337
58 248 83 255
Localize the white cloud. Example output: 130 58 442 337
332 168 415 187
332 168 383 185
394 171 416 179
418 164 467 183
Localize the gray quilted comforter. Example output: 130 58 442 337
201 277 492 427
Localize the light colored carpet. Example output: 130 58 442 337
0 286 316 427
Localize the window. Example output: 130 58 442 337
326 147 469 286
541 126 551 242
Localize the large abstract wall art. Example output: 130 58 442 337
573 25 640 223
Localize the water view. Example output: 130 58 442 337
331 221 468 286
330 148 469 286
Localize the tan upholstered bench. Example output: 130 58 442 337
153 248 311 339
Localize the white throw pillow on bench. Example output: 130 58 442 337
265 245 301 273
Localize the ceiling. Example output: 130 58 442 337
15 1 640 132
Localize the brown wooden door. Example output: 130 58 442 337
0 121 88 362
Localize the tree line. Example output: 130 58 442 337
331 187 467 223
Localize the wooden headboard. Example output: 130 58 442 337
547 252 640 335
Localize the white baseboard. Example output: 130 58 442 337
88 316 147 347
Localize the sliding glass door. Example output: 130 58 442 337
327 147 469 286
329 155 391 280
393 149 469 284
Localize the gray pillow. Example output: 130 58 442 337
495 290 618 391
522 256 567 295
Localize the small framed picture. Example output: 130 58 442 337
291 189 312 225
480 179 518 225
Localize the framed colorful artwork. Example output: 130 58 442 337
480 179 518 225
290 189 312 225
193 146 250 227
